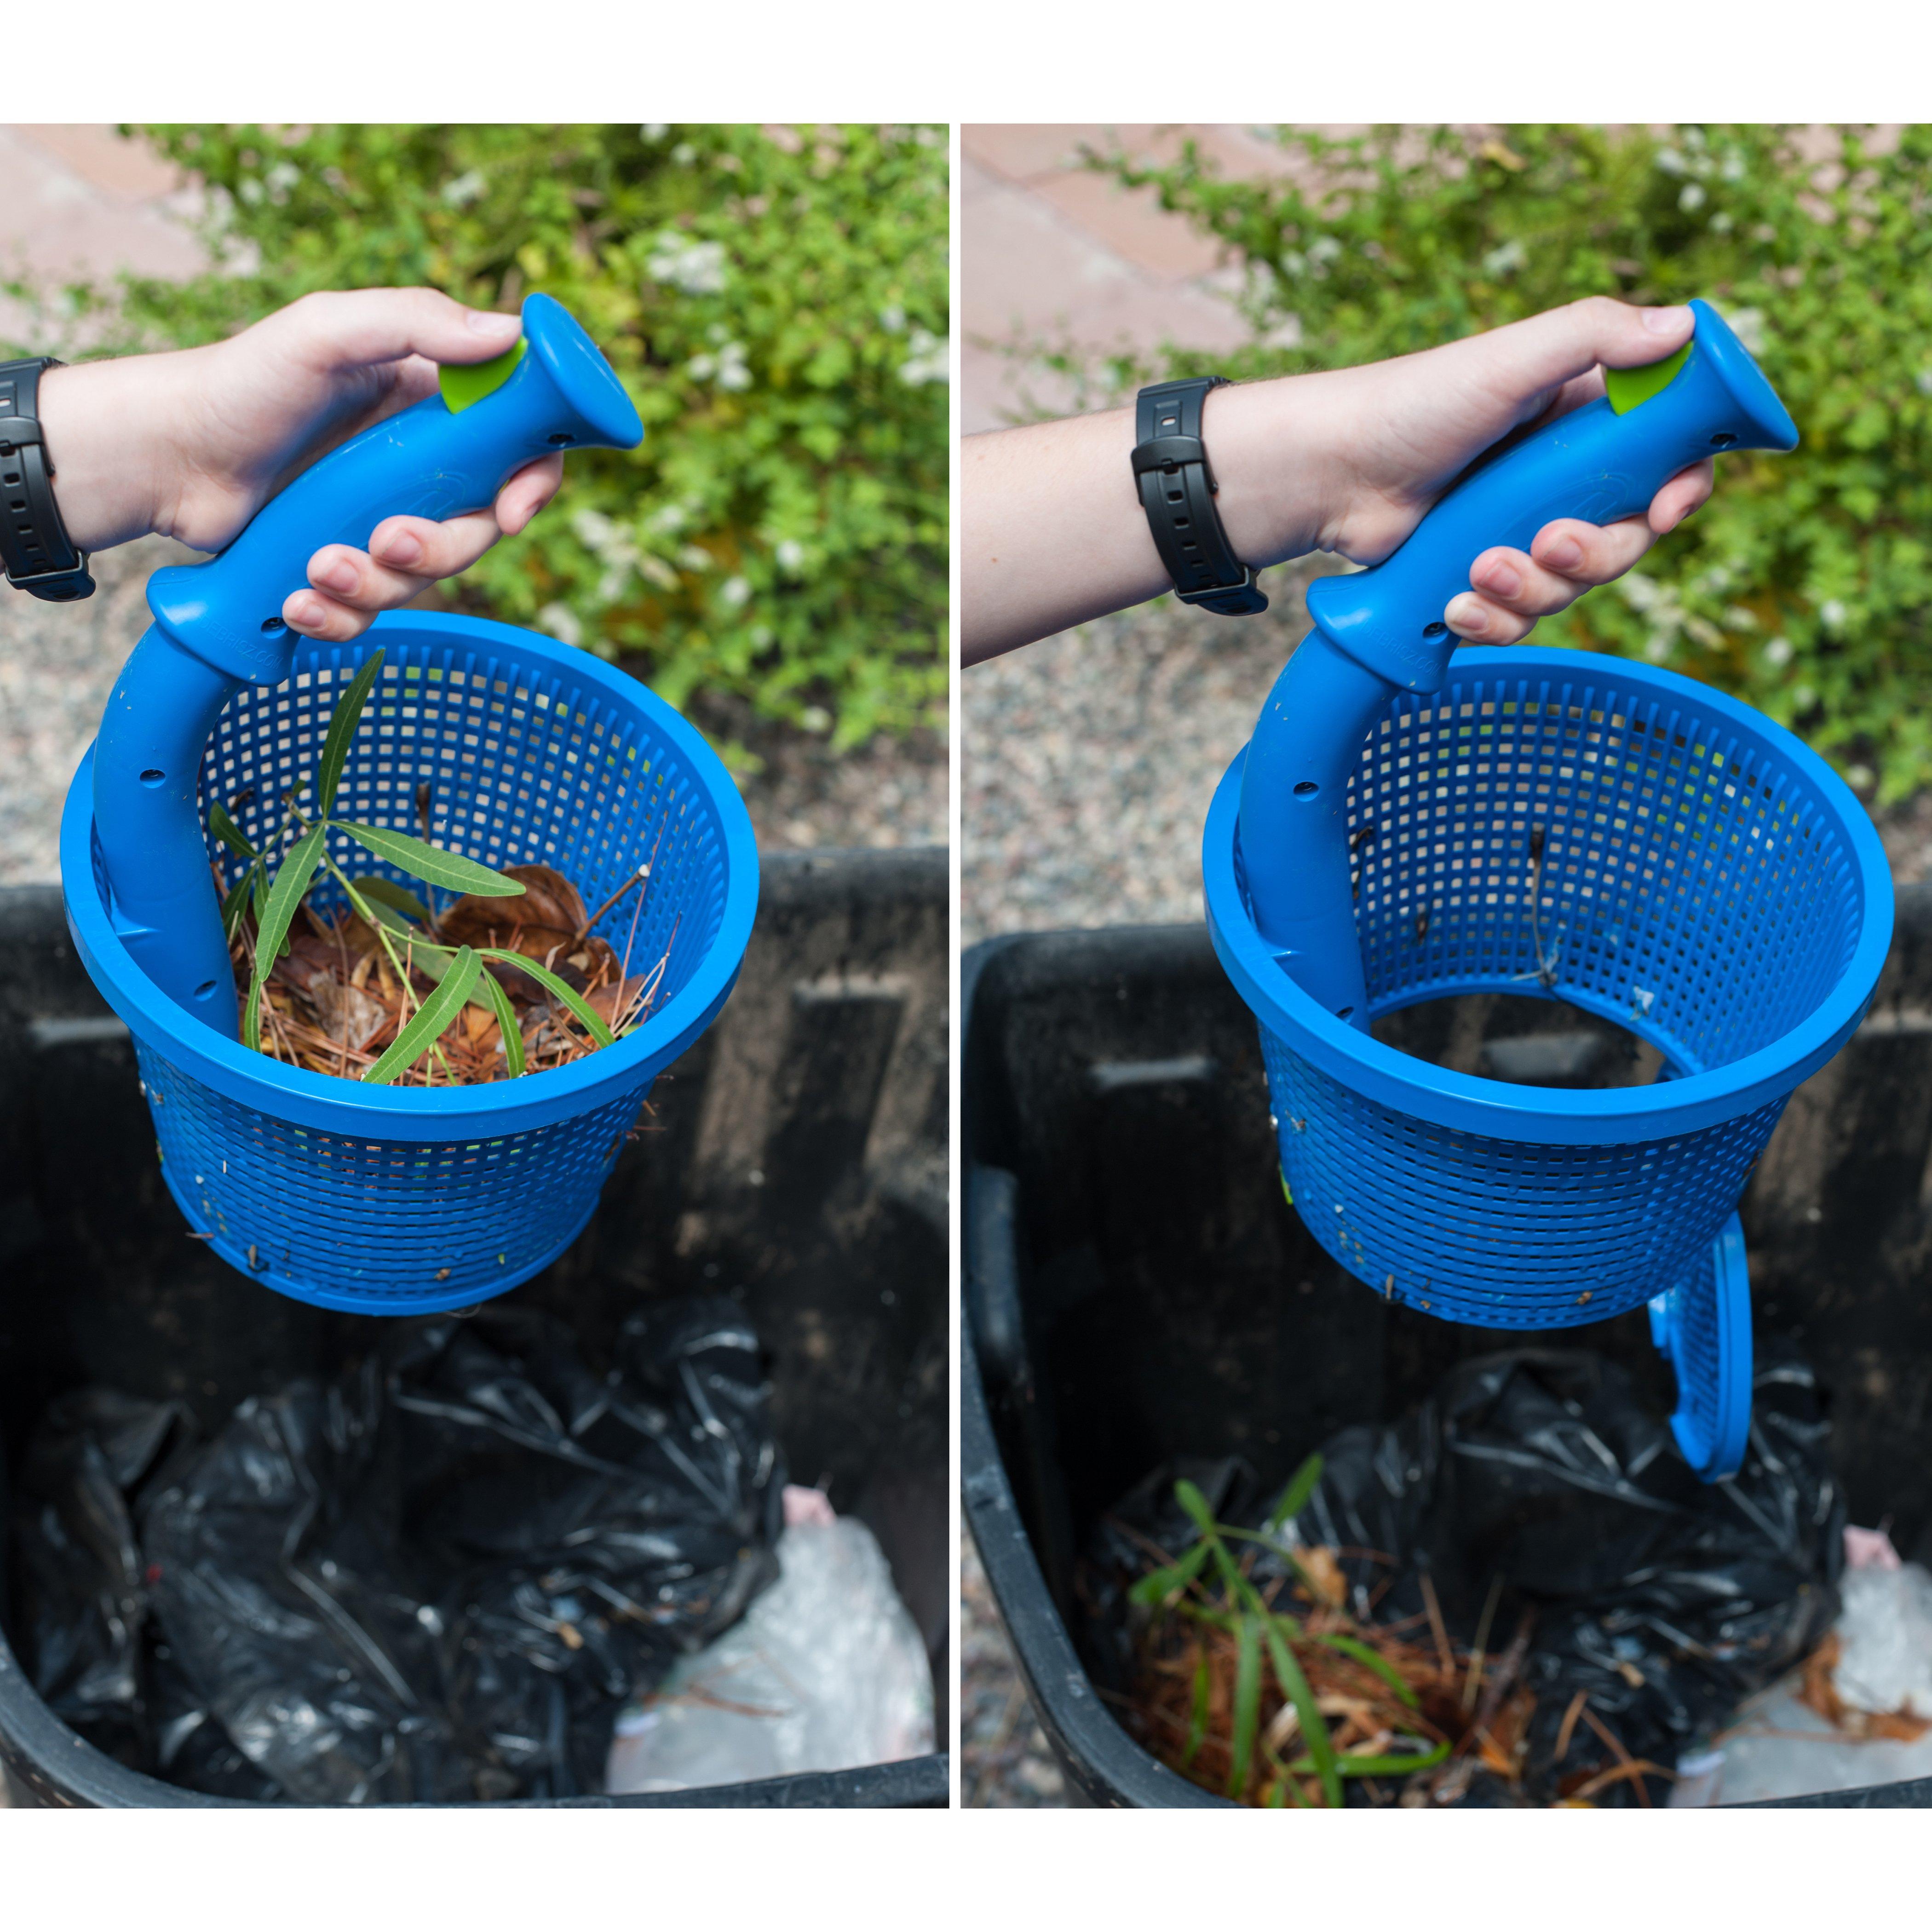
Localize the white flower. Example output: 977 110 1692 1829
719 576 751 610
1644 635 1674 662
1481 238 1527 278
264 162 299 204
1720 306 1767 356
1308 235 1343 265
537 603 583 648
1793 684 1817 712
800 706 831 733
570 508 617 550
1656 148 1686 176
1710 212 1734 234
776 539 807 572
647 503 688 536
677 545 713 573
879 304 907 334
1916 370 1932 398
1679 183 1707 213
641 124 669 142
1820 598 1847 632
898 327 949 385
1765 635 1794 667
1849 764 1875 791
644 231 729 295
672 143 697 166
1721 150 1747 183
442 170 487 208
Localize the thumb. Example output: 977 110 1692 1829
267 287 523 373
1455 296 1695 405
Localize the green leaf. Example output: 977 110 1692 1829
1173 1479 1217 1538
1183 1647 1211 1769
208 801 257 861
349 874 431 922
1287 1738 1450 1780
1262 1619 1342 1808
480 965 526 1078
341 823 526 898
219 867 257 941
363 945 482 1084
316 649 386 813
253 823 328 989
1227 1615 1262 1801
367 899 420 938
483 949 615 1047
1318 1632 1421 1708
1127 1539 1211 1609
1265 1452 1325 1533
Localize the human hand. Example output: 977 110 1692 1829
1268 297 1712 644
39 288 564 641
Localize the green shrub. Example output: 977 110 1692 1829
10 123 949 750
1069 125 1932 802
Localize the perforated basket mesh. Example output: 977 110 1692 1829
1251 656 1870 1330
82 617 746 1315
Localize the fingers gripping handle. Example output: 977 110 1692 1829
142 292 643 687
91 292 642 1035
1299 299 1797 696
1235 299 1799 1023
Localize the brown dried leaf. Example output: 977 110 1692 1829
312 978 391 1052
440 863 586 952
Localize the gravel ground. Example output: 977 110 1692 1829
960 1528 1068 1807
0 539 943 888
961 560 1336 948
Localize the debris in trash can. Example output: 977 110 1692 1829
8 1297 786 1802
604 1507 935 1794
1083 1345 1844 1807
1672 1548 1932 1806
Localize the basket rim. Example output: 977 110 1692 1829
59 611 759 1143
1203 644 1895 1147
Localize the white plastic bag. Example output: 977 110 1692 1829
1834 1562 1932 1720
605 1516 934 1795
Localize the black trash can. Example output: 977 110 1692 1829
962 896 1932 1809
0 849 949 1809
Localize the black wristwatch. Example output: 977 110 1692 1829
1130 375 1265 617
0 357 95 602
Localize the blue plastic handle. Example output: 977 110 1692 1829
1236 299 1799 1024
91 292 644 1035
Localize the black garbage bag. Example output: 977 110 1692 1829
1083 1342 1844 1806
9 1295 783 1804
7 1389 195 1769
388 1300 784 1797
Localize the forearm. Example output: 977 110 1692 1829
959 375 1346 665
35 357 178 553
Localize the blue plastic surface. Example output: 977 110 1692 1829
62 612 758 1313
91 292 644 1033
1205 648 1891 1351
1238 299 1800 1029
1649 1213 1753 1481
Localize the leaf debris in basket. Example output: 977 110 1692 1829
217 649 674 1086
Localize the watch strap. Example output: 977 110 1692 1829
1131 376 1266 617
0 358 95 602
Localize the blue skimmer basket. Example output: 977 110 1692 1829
1206 646 1891 1475
61 611 758 1316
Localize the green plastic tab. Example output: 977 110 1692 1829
439 335 526 414
1605 339 1692 416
